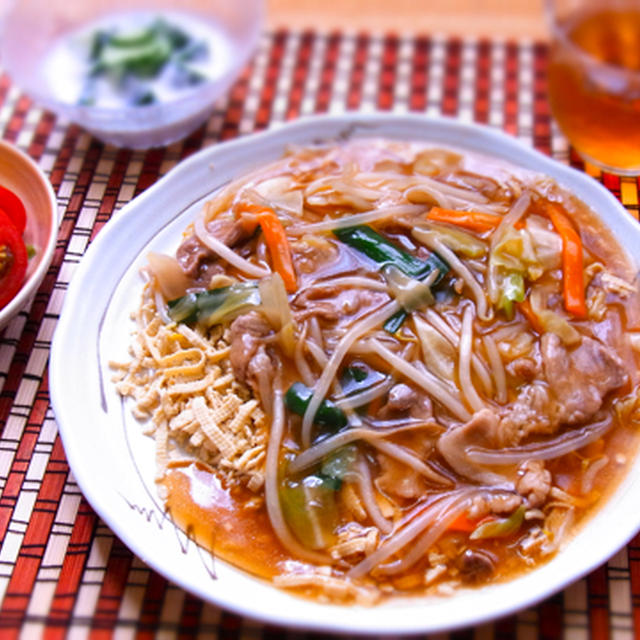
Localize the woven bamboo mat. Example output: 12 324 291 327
1 30 639 639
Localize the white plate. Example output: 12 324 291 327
49 113 640 635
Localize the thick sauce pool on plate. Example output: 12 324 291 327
163 463 292 579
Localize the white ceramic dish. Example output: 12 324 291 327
49 113 640 635
0 141 59 331
0 0 263 149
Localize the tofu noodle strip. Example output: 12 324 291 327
157 348 205 377
113 138 640 604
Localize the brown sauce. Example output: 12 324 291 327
163 462 294 579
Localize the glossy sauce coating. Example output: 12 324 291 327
163 463 293 578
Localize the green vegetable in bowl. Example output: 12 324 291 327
320 445 358 490
80 17 209 106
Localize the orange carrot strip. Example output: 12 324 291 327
545 203 587 318
242 203 265 213
237 202 263 233
426 207 503 233
517 299 544 334
255 209 298 293
447 512 495 533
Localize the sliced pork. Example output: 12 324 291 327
229 312 274 393
541 333 628 425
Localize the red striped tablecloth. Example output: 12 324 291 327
1 30 639 639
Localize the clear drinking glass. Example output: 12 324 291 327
546 0 640 175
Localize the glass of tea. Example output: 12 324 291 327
546 0 640 175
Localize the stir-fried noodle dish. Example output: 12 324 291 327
112 139 640 603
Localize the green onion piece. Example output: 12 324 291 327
80 17 210 106
108 24 157 48
97 34 173 78
383 310 407 334
470 505 526 540
88 18 200 80
498 271 525 319
167 281 260 327
284 382 348 431
334 225 446 279
333 225 449 333
339 362 387 397
133 91 156 106
320 444 358 490
175 40 208 63
89 30 110 61
279 475 338 549
167 291 198 323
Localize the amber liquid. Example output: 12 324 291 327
547 7 640 173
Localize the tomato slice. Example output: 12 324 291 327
0 208 28 309
0 185 26 234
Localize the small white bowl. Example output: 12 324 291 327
0 141 59 332
0 0 264 149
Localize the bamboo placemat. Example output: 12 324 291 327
1 30 639 639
